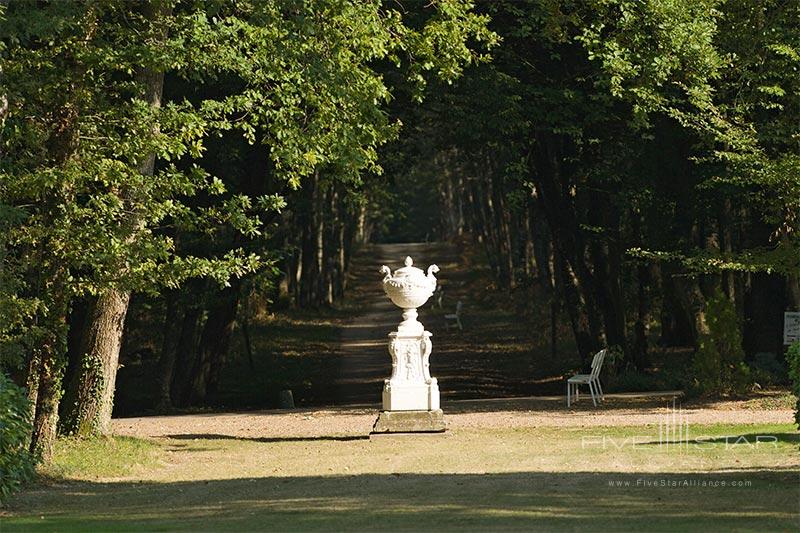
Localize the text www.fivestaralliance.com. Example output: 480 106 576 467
608 479 752 488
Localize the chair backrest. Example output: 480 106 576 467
455 301 463 314
590 349 607 378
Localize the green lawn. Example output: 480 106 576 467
3 423 799 531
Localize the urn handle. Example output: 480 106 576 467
380 265 392 282
426 264 439 284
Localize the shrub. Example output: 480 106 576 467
607 370 661 392
750 352 788 386
0 371 36 501
787 341 800 428
690 289 751 396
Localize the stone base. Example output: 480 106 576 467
371 409 445 434
382 380 440 411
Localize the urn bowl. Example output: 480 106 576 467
381 257 439 310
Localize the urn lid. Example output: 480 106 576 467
393 256 425 280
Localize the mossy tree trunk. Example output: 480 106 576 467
59 0 170 435
59 290 131 435
27 28 87 458
28 276 69 462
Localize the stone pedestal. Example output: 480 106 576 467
373 329 444 433
381 332 439 411
374 257 445 434
372 409 445 433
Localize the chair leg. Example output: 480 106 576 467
566 382 570 407
457 317 463 331
596 379 604 401
587 381 595 407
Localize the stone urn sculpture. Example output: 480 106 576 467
372 256 445 433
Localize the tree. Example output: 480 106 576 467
0 0 495 456
0 1 261 457
378 0 798 378
60 0 173 437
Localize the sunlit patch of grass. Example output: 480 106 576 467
41 435 162 480
5 423 798 531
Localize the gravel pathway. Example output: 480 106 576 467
113 393 794 440
332 242 457 404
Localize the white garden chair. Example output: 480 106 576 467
566 349 607 407
444 300 463 331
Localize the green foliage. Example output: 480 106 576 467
583 0 800 273
0 371 36 501
0 0 494 395
690 290 751 396
787 341 800 428
396 0 797 370
606 366 688 393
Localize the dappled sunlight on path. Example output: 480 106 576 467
332 242 453 404
332 241 568 406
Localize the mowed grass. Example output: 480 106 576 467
39 435 161 480
3 423 799 531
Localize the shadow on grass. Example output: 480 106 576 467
5 470 798 531
166 433 370 443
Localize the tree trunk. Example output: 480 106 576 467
61 298 89 406
555 252 598 363
25 352 40 424
59 0 170 434
782 228 800 311
23 4 110 459
531 203 553 293
171 302 204 406
240 308 256 372
335 194 347 298
632 263 650 370
299 173 321 306
155 290 182 410
531 133 605 358
588 200 626 352
674 275 709 340
189 282 241 402
743 273 785 356
322 186 335 305
29 267 70 462
659 267 696 346
29 334 65 463
59 289 130 435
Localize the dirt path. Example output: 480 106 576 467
328 240 565 407
112 392 794 440
331 242 459 405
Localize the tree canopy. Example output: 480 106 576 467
0 0 797 469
